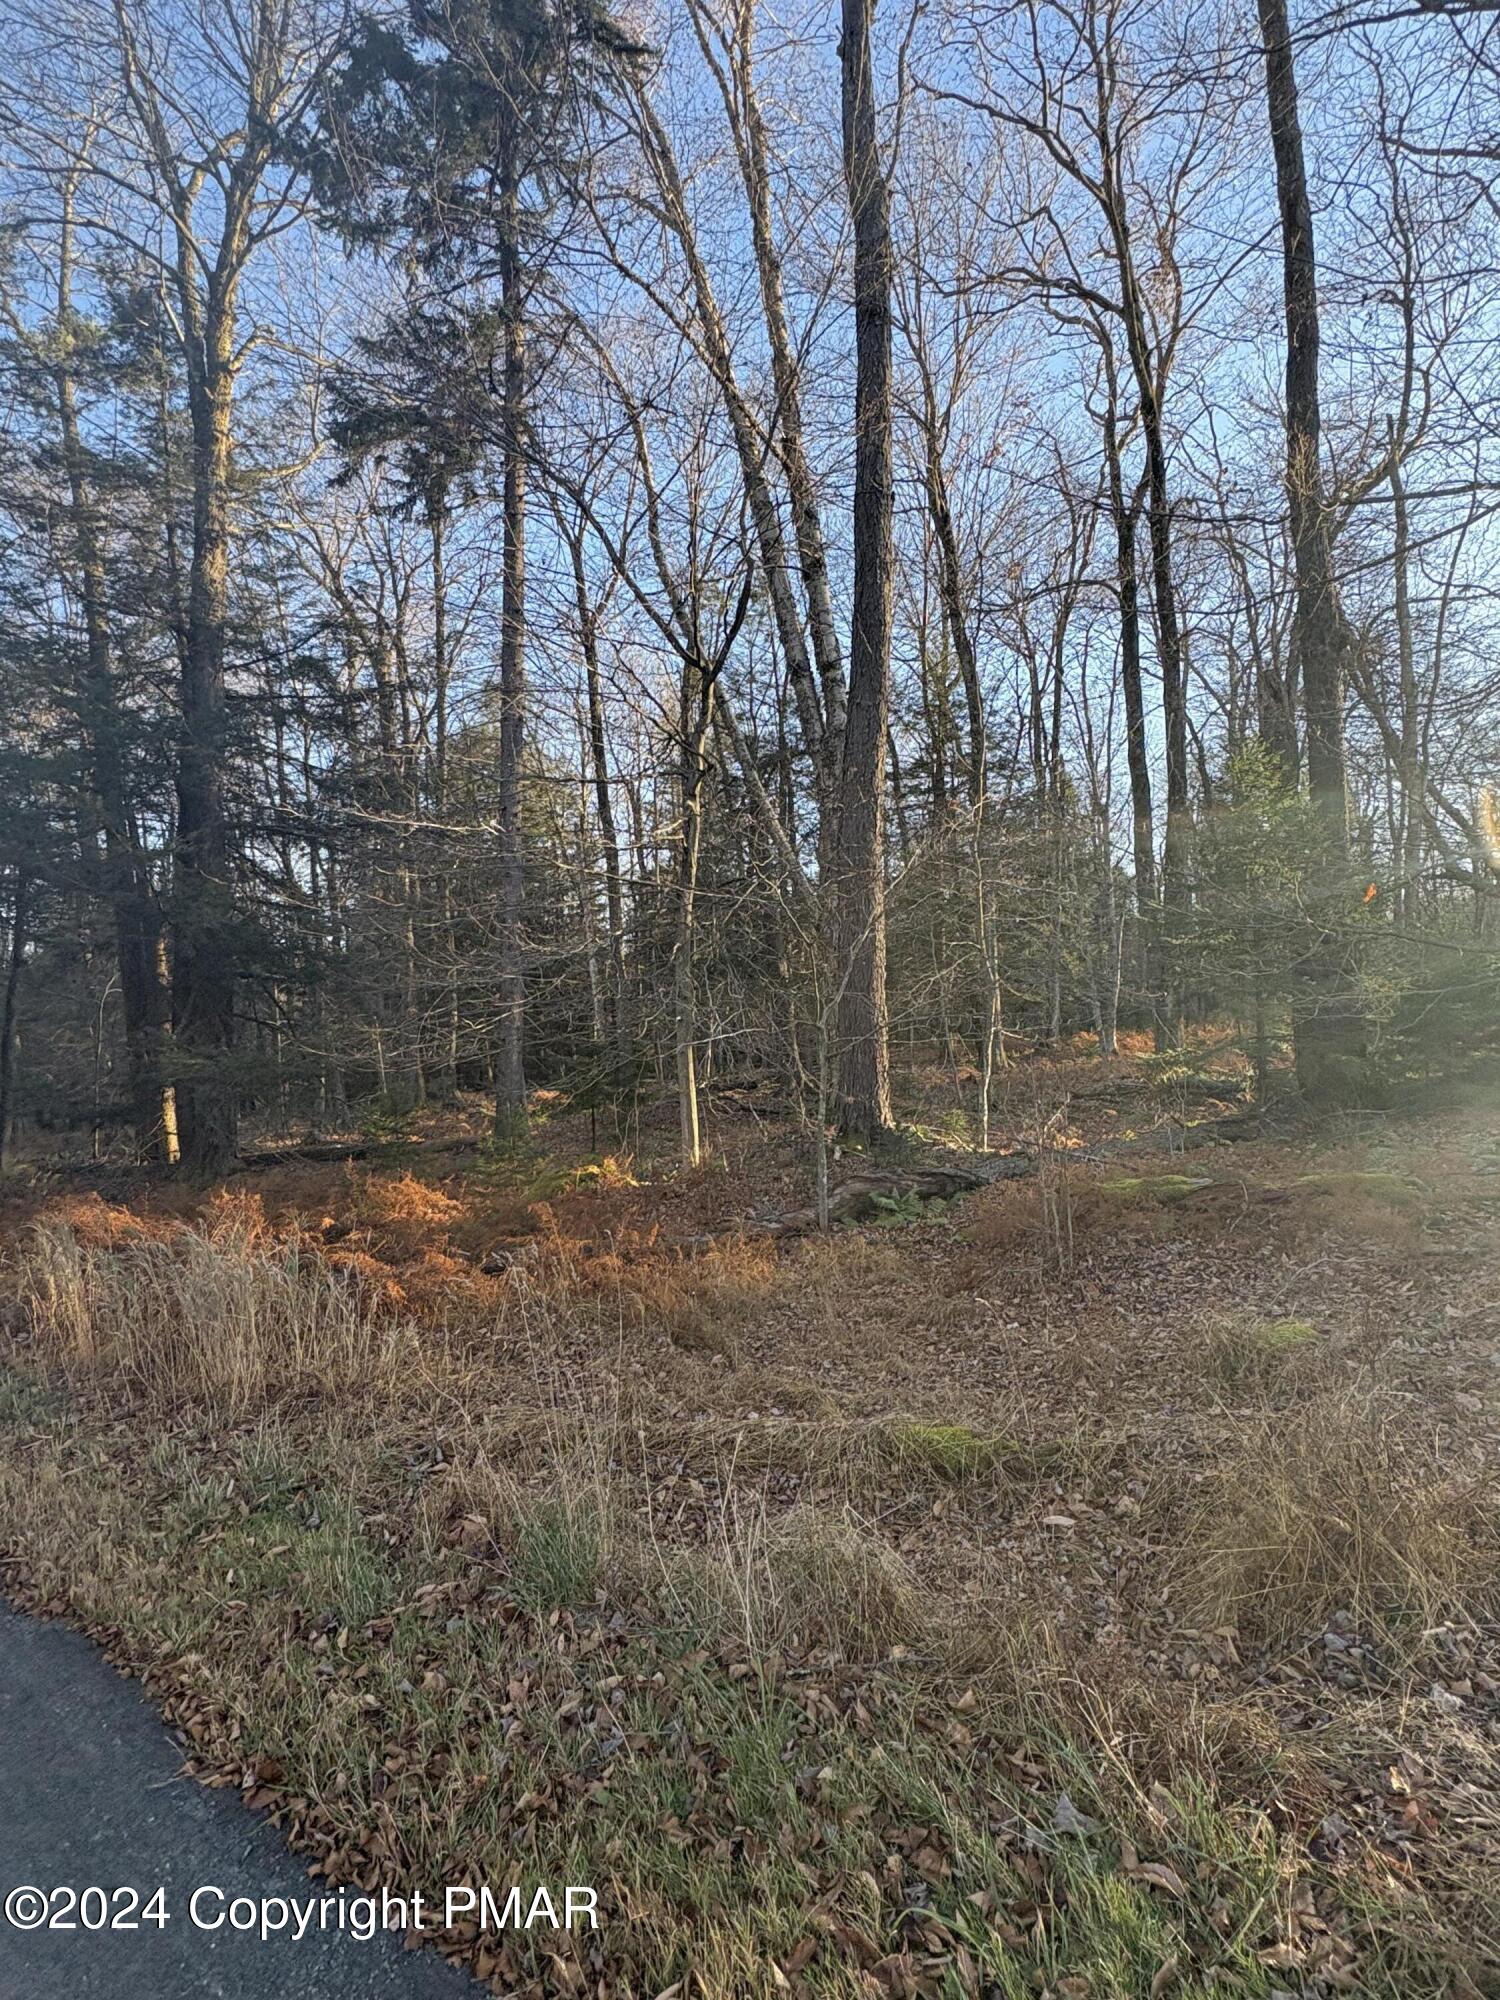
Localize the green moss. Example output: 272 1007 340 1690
1256 1316 1318 1353
1100 1174 1216 1203
878 1419 1060 1481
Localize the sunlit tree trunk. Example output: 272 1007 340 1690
174 278 240 1169
0 868 29 1171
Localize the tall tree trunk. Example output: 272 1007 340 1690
634 96 835 835
174 292 239 1170
54 186 177 1163
920 405 985 808
1142 415 1189 1048
1096 144 1188 1044
1102 399 1155 916
1259 0 1372 1101
834 0 895 1144
0 869 28 1171
568 523 631 1069
1388 420 1423 923
431 490 463 1100
494 152 529 1139
693 0 849 744
675 666 715 1168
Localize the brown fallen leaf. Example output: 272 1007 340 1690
783 1936 820 1976
1134 1860 1188 1900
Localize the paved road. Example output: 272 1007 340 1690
0 1601 480 1998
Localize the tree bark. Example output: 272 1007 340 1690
632 95 835 828
1141 415 1189 1048
174 274 240 1171
690 0 849 747
1259 0 1372 1101
920 405 985 809
431 490 463 1098
0 869 28 1171
834 0 895 1144
53 181 177 1163
494 148 529 1140
675 663 715 1167
567 519 631 1069
1388 420 1423 922
122 0 289 1172
1102 389 1154 917
1093 118 1188 1046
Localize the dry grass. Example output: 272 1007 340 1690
1201 1311 1324 1394
3 1391 1479 1998
662 1496 926 1662
16 1216 427 1414
1174 1392 1500 1649
3 1074 1499 1995
962 1154 1434 1272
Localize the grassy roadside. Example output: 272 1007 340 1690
1 1131 1497 1998
2 1391 1472 2000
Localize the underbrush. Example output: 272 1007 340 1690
0 1402 1484 1999
2 1113 1498 1996
658 1496 927 1661
8 1203 785 1416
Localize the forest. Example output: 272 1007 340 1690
1 0 1499 1996
0 0 1496 1168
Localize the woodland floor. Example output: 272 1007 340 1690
0 1038 1497 1999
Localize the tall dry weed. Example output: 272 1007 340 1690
1173 1393 1498 1649
17 1219 424 1414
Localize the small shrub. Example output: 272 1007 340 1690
526 1154 638 1200
357 1092 419 1154
349 1172 466 1258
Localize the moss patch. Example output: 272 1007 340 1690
1099 1174 1217 1204
880 1419 1009 1476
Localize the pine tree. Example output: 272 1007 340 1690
310 0 646 1140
